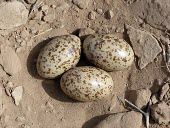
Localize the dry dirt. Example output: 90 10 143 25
0 0 170 128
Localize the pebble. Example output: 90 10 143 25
151 101 170 124
4 81 13 97
41 5 49 11
16 47 21 53
160 83 170 100
105 10 114 19
88 11 96 20
33 11 43 20
0 1 28 30
151 94 159 105
0 45 22 76
94 111 142 128
79 28 95 39
20 41 26 46
50 4 56 9
11 86 23 106
43 14 55 23
96 8 103 14
72 0 90 9
56 3 70 14
126 25 162 69
20 30 30 39
27 39 34 47
127 88 151 109
15 116 26 122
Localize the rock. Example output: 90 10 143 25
43 14 55 23
151 102 170 124
88 11 96 20
96 8 103 14
105 10 114 19
21 124 31 128
26 39 34 47
20 30 30 39
127 88 151 109
151 94 159 105
72 0 90 9
0 86 3 116
56 3 70 14
15 116 25 122
160 83 170 101
50 4 56 9
0 1 28 30
126 25 162 69
11 86 23 106
94 111 142 128
4 81 13 97
41 5 49 11
0 45 22 76
79 28 95 39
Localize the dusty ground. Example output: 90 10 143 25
0 0 170 128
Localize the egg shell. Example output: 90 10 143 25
83 34 134 71
60 66 114 101
36 35 81 79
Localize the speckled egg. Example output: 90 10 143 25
36 35 81 79
60 66 114 101
83 34 134 71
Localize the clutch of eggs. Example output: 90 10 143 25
60 66 114 101
36 35 81 79
83 34 134 71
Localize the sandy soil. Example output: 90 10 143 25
0 0 170 128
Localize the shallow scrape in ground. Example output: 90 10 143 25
0 0 169 128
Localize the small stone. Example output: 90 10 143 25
15 116 25 122
151 94 159 104
20 41 26 46
56 3 70 14
127 88 151 109
20 30 30 39
0 45 22 75
41 5 49 11
46 101 54 110
21 124 31 128
16 47 21 53
4 81 13 97
0 1 28 30
105 10 114 19
27 39 34 47
43 14 55 23
126 25 162 69
16 38 22 43
151 102 170 124
160 83 170 100
11 86 23 106
96 8 103 14
88 11 96 20
50 4 56 9
94 111 142 128
4 115 10 123
79 28 95 39
72 0 90 9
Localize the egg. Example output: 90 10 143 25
36 35 81 79
83 34 134 71
60 66 114 101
